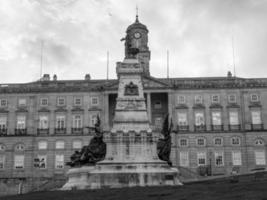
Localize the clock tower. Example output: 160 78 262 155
123 14 151 76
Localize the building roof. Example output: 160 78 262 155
1 75 267 94
126 15 148 33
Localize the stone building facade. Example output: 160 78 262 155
1 16 267 190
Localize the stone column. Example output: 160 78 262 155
146 92 152 123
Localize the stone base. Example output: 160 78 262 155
61 162 182 190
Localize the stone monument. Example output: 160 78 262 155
61 15 182 190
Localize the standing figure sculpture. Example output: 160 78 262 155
66 116 106 167
157 114 173 166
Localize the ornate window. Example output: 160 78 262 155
232 151 242 166
91 97 99 106
56 115 65 129
91 115 98 127
57 97 66 106
211 95 220 104
14 155 25 169
55 154 64 169
0 144 6 151
228 94 236 103
0 116 7 130
231 137 241 146
18 98 26 107
0 99 7 107
38 141 48 150
229 111 239 125
195 112 205 126
211 111 222 125
0 155 5 169
15 143 25 151
255 151 266 165
197 152 207 166
16 115 26 129
74 97 82 106
40 98 48 106
251 94 260 102
72 140 82 149
215 151 224 166
35 155 47 169
179 151 189 167
255 139 264 146
195 95 203 104
251 111 262 125
39 115 49 129
177 95 186 104
214 137 223 146
179 138 188 147
55 141 65 149
196 138 206 146
177 113 188 126
72 115 82 128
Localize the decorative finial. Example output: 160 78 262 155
135 5 139 22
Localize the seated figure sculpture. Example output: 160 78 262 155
66 116 106 167
157 114 173 166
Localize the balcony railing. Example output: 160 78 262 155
211 125 224 131
71 128 83 134
251 124 264 131
37 128 49 135
54 128 66 135
177 125 189 132
15 128 27 136
229 124 241 131
0 128 7 136
194 125 206 132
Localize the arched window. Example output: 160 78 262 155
38 141 48 150
231 137 241 146
179 138 188 147
55 141 65 149
255 139 265 146
15 143 25 151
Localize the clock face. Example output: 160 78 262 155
134 32 141 39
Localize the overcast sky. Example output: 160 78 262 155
0 0 267 83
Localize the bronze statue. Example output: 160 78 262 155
121 34 139 59
157 114 173 166
66 116 106 167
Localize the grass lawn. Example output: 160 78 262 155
2 178 267 200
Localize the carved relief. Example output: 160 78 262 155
124 82 139 96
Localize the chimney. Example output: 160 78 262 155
53 74 57 81
85 74 91 81
43 74 50 81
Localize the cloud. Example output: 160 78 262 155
0 0 267 83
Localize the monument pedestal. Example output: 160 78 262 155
62 58 182 190
62 162 181 190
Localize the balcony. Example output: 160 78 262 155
37 128 49 135
54 128 66 135
229 124 241 131
177 125 189 132
0 128 7 136
211 125 224 131
15 128 27 136
194 125 206 132
71 128 83 135
251 124 264 131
